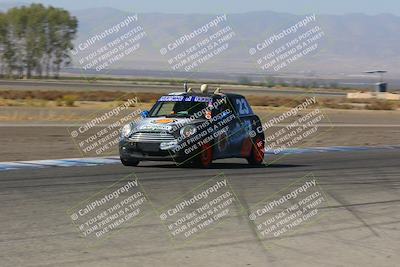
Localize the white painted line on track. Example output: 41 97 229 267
0 145 399 172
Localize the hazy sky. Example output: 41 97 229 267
4 0 400 15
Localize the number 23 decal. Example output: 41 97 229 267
236 98 250 115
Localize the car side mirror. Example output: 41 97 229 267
140 110 150 118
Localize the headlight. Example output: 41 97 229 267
121 123 132 138
180 125 197 138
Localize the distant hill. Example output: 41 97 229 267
1 4 400 77
69 8 400 76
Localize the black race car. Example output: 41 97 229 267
119 85 265 168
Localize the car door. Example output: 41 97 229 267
228 96 255 157
210 96 237 158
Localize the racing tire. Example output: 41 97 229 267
247 136 265 165
195 143 213 168
120 157 140 167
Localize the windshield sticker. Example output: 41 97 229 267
158 96 213 102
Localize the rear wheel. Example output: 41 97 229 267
247 136 265 165
195 143 213 168
120 157 140 166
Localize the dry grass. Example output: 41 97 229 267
246 95 354 109
245 95 308 107
365 101 397 110
0 90 399 110
0 90 163 103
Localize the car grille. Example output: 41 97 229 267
128 132 176 143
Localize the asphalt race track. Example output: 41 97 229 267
0 149 399 266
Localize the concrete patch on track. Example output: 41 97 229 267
0 157 120 171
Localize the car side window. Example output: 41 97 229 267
213 97 228 116
233 97 253 116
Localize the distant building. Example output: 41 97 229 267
347 70 400 100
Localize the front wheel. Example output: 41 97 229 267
247 136 265 165
120 157 140 166
195 143 213 168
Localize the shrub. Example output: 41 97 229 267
62 95 78 107
366 100 395 110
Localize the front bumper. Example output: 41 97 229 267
119 139 186 162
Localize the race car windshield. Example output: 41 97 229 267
149 100 208 118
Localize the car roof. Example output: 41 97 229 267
167 92 244 99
